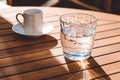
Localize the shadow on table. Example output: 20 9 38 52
64 57 111 80
0 16 67 80
0 15 113 80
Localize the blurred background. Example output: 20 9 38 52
0 0 120 15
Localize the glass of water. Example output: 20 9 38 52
60 13 98 61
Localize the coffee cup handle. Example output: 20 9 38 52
16 13 24 28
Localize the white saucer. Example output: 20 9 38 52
12 22 54 37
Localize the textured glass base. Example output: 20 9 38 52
64 51 91 61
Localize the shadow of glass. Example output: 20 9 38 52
63 57 111 80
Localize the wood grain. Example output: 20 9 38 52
0 7 119 80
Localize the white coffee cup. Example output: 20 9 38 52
16 9 43 34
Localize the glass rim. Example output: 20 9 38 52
59 13 98 25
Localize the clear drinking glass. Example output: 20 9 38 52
60 13 98 60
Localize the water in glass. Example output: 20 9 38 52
61 25 95 60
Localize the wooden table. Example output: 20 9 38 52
0 7 120 80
